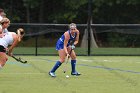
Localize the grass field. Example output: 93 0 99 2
0 56 140 93
14 47 140 55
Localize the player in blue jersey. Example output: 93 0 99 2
49 23 81 77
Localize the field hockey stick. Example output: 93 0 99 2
12 55 27 64
63 48 73 73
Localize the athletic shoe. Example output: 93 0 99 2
49 72 56 77
71 71 81 76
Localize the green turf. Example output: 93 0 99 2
13 47 140 56
0 56 140 93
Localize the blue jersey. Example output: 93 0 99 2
56 30 77 50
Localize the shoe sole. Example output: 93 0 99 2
48 72 56 77
71 74 81 76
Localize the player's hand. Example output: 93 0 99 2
8 53 13 57
0 34 4 38
7 51 13 57
71 44 75 49
75 28 79 32
66 53 70 59
5 48 9 54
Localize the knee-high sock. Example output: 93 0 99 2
50 61 62 72
71 60 76 72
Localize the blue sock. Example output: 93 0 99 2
71 60 76 73
50 61 62 72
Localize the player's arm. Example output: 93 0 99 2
74 29 80 45
8 33 19 56
64 32 70 54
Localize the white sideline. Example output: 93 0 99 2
0 72 44 74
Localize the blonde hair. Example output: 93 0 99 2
0 18 10 24
17 28 25 41
69 23 76 29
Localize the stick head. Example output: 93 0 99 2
23 61 27 64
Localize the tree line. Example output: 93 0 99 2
1 0 140 24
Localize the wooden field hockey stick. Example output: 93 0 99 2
63 48 73 73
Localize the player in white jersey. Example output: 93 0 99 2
0 18 9 37
0 17 25 69
0 18 10 38
0 8 8 34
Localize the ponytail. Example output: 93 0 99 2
17 28 25 41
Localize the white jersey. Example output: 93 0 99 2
0 25 9 34
3 28 9 34
0 16 3 21
0 32 15 48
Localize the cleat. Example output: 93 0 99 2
71 71 81 76
49 72 56 77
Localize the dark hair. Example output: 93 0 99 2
20 31 25 35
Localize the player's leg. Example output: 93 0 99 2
49 49 66 77
0 52 8 69
70 50 81 76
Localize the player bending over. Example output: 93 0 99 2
0 18 25 69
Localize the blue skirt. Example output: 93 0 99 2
56 40 64 50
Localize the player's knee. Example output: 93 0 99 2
59 59 65 63
71 55 76 60
0 53 8 67
0 60 7 67
1 63 5 67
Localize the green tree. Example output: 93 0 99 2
1 0 140 23
23 0 40 23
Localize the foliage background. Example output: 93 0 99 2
1 0 140 24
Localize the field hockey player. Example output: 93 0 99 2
49 23 81 77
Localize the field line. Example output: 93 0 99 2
0 72 44 74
